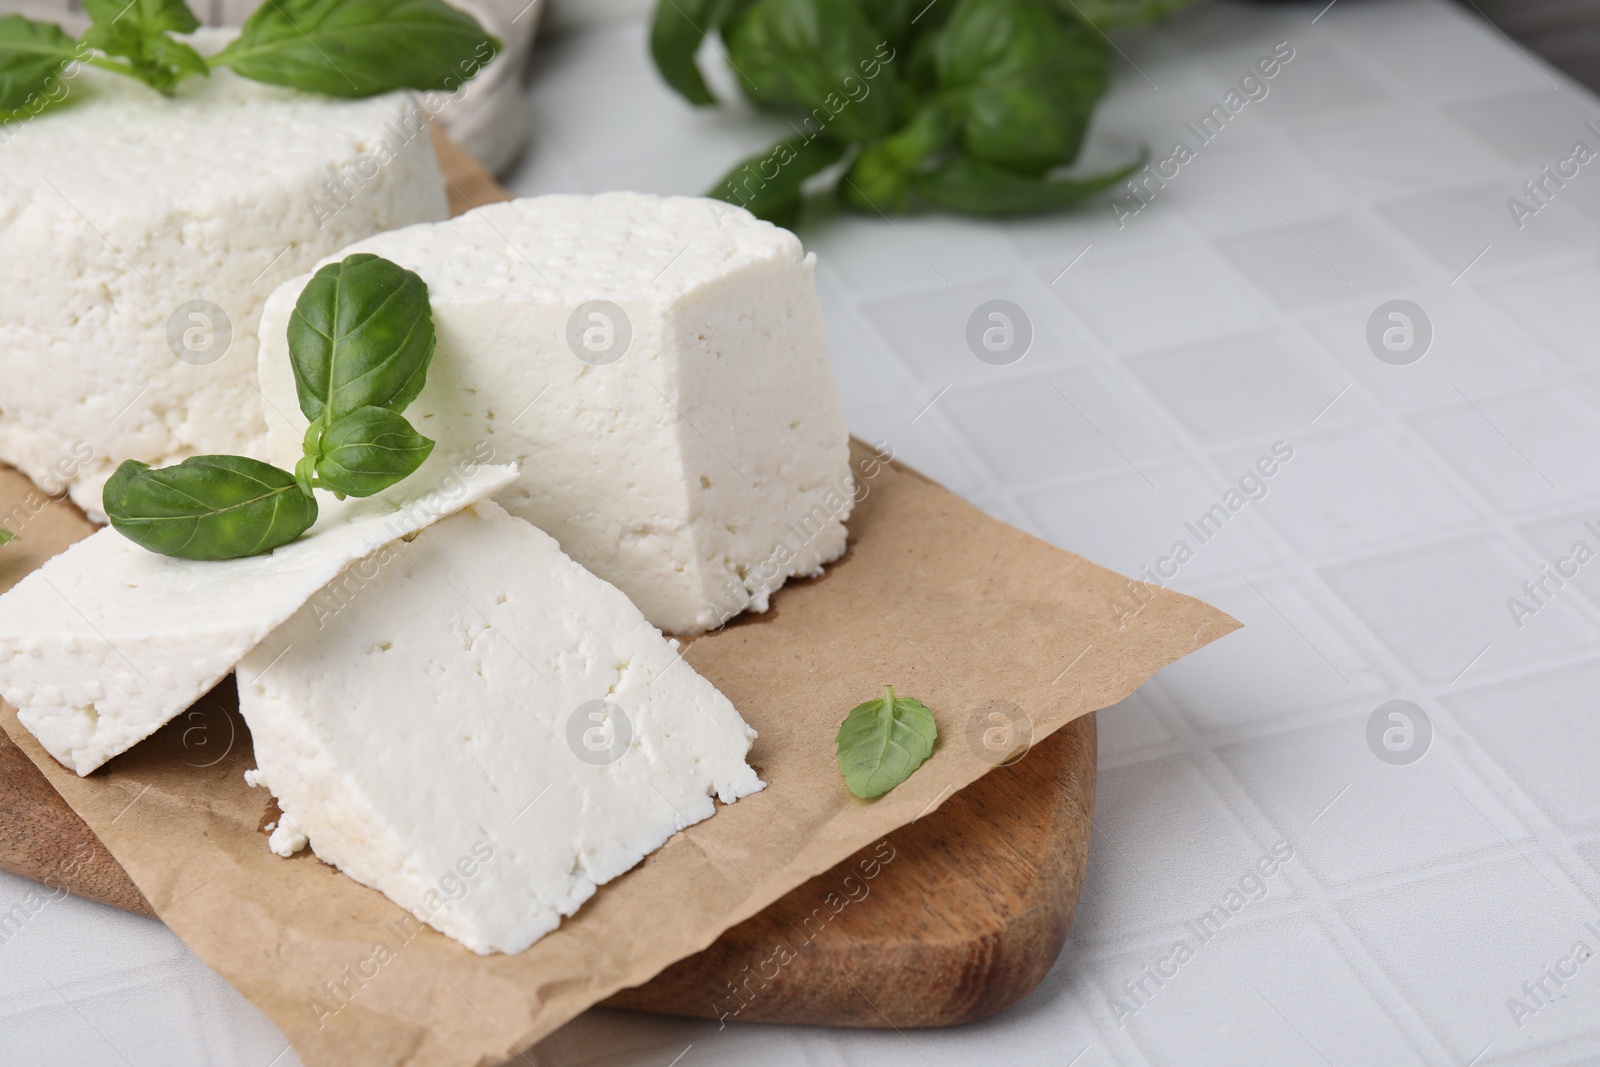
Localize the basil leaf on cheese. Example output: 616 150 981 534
0 15 81 114
212 0 500 98
82 0 205 93
311 406 435 499
287 253 436 426
835 685 937 799
103 456 318 561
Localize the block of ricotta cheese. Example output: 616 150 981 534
0 29 449 519
236 499 764 955
0 456 517 775
257 194 854 634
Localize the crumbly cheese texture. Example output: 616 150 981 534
0 458 517 775
236 500 764 955
0 30 448 518
257 194 853 634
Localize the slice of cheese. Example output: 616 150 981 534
256 194 854 635
0 29 449 519
236 499 764 955
0 457 517 775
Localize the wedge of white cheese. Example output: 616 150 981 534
0 29 449 518
257 194 854 635
236 499 764 955
0 457 517 775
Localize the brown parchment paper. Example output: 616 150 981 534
1 440 1238 1066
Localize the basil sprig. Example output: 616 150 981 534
656 0 1177 223
835 685 938 799
104 254 438 561
81 0 206 95
0 0 497 114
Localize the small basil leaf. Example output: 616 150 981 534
150 34 208 80
313 406 435 499
724 0 908 142
82 0 199 40
707 134 847 226
103 456 318 561
294 452 318 498
212 0 500 99
287 253 435 425
649 0 741 106
0 15 80 114
0 528 14 546
913 150 1143 216
836 685 937 799
82 0 205 93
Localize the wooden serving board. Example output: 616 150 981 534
0 133 1097 1030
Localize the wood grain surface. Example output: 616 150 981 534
607 713 1094 1026
0 132 1096 1029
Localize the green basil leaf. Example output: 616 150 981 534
936 0 1057 87
212 0 500 99
912 150 1143 216
962 70 1103 173
103 456 318 561
312 406 435 498
287 253 436 425
82 0 200 50
836 685 937 799
294 452 318 499
724 0 908 142
707 134 847 226
935 0 1108 172
854 0 923 56
149 33 208 80
0 15 80 114
649 0 742 106
83 0 206 93
838 102 956 213
0 528 14 546
839 146 910 214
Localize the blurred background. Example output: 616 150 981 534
8 0 1600 173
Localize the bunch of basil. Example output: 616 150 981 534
104 255 439 561
0 0 497 120
652 0 1191 225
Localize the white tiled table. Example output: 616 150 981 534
7 1 1600 1063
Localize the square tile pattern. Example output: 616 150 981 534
13 1 1600 1065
